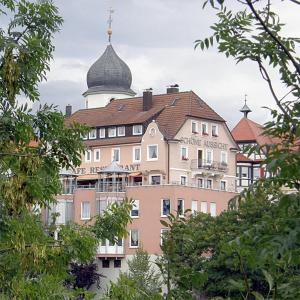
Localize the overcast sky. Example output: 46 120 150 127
38 0 299 129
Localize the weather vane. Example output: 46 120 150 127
244 94 248 104
107 7 114 43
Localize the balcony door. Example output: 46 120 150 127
197 149 203 168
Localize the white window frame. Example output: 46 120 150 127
206 179 213 189
200 201 208 213
160 228 170 246
211 124 219 137
180 146 188 160
133 124 143 135
94 149 100 162
82 133 88 140
205 149 213 165
108 127 117 137
89 129 97 139
129 229 139 248
117 126 125 137
130 200 139 218
99 128 105 139
147 144 158 161
191 200 198 214
150 174 162 185
133 146 141 163
191 121 198 133
111 148 120 162
81 201 90 220
220 180 227 191
210 202 217 217
201 122 209 135
177 199 184 217
161 198 171 217
221 151 228 164
85 150 92 163
180 175 187 186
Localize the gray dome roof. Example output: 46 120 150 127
85 45 135 96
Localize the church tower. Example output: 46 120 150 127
83 9 136 108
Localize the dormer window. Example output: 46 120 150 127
117 126 125 137
89 129 97 139
191 121 198 133
108 127 117 137
133 125 143 135
99 128 105 139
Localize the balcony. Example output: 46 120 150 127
190 159 228 174
97 240 125 257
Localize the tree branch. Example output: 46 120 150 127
246 0 300 76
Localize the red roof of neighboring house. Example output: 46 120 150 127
231 117 276 146
66 91 225 140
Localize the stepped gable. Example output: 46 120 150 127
66 91 225 140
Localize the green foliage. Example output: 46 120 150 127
105 249 163 300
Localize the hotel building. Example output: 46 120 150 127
47 33 239 288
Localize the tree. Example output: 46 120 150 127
160 1 300 299
0 1 132 299
106 249 163 300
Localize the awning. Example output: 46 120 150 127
129 172 142 177
77 174 99 181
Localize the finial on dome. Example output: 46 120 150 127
240 94 252 118
107 7 114 44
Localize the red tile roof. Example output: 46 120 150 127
66 91 225 140
231 117 276 146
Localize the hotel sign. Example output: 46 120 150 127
180 137 228 150
75 164 140 175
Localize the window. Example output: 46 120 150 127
197 178 203 188
94 149 100 162
147 145 158 161
253 167 260 180
97 199 107 215
150 175 161 185
117 126 125 137
206 179 213 189
108 127 116 137
133 124 143 135
221 151 228 165
192 200 198 214
131 200 139 218
161 199 170 216
81 201 90 220
212 124 218 137
82 133 88 140
180 176 187 186
210 202 217 217
114 260 121 268
242 166 249 178
130 229 139 248
201 122 208 135
220 180 227 191
85 150 91 163
160 228 169 245
102 260 110 268
206 149 213 165
101 239 106 246
112 148 120 162
200 201 207 213
117 238 122 246
181 146 188 160
133 147 141 162
99 128 105 138
177 199 184 216
89 129 97 139
191 121 198 133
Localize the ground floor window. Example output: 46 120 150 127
102 260 110 268
114 259 121 268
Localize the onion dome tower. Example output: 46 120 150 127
83 9 136 108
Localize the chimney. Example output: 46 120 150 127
167 84 179 94
143 88 153 111
65 104 72 117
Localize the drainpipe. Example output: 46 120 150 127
167 140 170 184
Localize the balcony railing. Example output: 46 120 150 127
190 159 228 173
